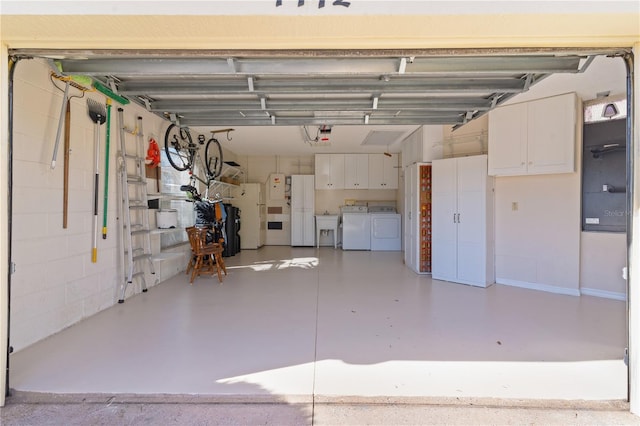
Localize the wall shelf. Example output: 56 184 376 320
210 163 244 200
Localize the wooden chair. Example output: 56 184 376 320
186 227 227 284
185 226 196 276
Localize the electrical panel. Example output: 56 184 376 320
268 173 285 200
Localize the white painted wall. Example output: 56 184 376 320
491 55 628 298
580 232 627 300
10 58 172 351
494 173 582 295
442 116 489 158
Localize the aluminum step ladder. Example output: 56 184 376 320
116 109 156 303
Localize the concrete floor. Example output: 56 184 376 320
2 392 638 425
3 246 635 424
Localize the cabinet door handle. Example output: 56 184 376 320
453 213 456 223
457 213 461 223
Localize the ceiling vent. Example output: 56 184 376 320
360 130 408 146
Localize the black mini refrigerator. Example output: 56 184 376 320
223 204 241 257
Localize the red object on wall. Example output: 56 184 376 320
145 138 161 167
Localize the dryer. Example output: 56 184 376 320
369 206 401 251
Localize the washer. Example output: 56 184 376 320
341 205 370 250
369 206 401 251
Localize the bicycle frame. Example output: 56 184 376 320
165 124 226 200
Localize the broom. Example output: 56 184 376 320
87 99 106 262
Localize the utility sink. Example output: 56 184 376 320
315 215 339 248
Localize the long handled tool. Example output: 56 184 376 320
50 72 92 228
50 72 92 170
102 99 112 239
51 80 70 170
63 99 71 228
87 99 106 263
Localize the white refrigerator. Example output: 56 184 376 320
290 175 315 246
232 183 266 249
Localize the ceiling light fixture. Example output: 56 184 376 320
247 77 255 92
372 97 379 110
364 114 370 124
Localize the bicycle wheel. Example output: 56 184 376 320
205 137 224 179
164 124 193 171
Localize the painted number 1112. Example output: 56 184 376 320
276 1 351 7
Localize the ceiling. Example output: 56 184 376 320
51 51 592 127
12 48 627 155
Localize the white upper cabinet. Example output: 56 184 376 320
487 102 528 175
315 154 345 189
344 154 369 189
315 153 399 190
401 126 444 167
488 92 577 176
368 153 399 189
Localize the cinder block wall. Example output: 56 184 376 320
10 58 172 351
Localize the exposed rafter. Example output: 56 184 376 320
17 50 600 127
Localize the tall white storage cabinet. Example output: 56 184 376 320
291 175 315 246
432 155 494 287
404 162 432 274
232 183 266 249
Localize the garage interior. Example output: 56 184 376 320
1 2 639 412
4 47 630 402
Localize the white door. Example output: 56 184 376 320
527 92 576 174
370 154 398 189
291 175 315 246
291 210 304 246
314 154 332 189
488 102 528 176
431 158 457 282
456 155 488 285
303 175 315 246
404 164 416 271
329 154 345 189
291 175 305 246
344 154 368 189
456 189 485 284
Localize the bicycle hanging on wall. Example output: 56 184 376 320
164 123 233 243
163 123 226 195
